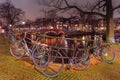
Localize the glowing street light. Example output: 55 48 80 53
22 21 25 25
22 21 26 29
9 24 12 27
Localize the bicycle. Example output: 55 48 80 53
88 35 116 64
10 31 50 67
39 34 90 78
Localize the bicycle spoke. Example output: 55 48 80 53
40 49 64 78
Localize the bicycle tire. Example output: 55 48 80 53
10 40 25 59
40 49 64 78
75 48 90 70
101 44 116 64
32 44 50 67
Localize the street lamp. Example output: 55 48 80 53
22 21 25 25
9 24 12 27
22 21 26 31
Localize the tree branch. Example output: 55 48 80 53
57 5 105 17
113 5 120 11
91 0 105 11
64 0 70 7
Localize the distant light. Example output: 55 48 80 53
9 24 12 27
75 24 78 27
82 36 85 40
22 21 25 25
31 27 35 30
101 27 104 30
2 29 4 33
50 26 53 29
82 36 85 45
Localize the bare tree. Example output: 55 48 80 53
37 0 120 42
0 0 25 27
47 9 58 18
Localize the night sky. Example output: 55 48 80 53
0 0 119 20
0 0 41 20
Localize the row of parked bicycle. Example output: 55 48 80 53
5 29 116 78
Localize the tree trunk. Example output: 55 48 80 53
105 0 115 43
106 18 115 43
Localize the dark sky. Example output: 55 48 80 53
0 0 41 20
0 0 120 20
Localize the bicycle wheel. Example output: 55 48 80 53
32 44 49 67
101 44 116 64
10 40 25 59
40 49 64 78
75 48 90 70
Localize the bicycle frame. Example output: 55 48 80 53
47 35 89 66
